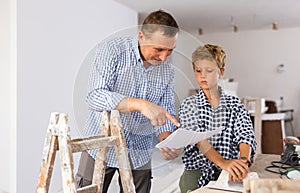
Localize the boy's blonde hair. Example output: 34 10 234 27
192 44 226 69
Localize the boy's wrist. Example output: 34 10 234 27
240 156 251 167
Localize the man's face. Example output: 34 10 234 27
138 31 178 65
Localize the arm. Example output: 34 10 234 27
87 42 179 127
197 140 249 182
86 42 126 111
116 98 179 127
236 102 257 160
239 143 252 165
218 101 256 182
157 131 172 142
157 71 182 160
160 96 200 161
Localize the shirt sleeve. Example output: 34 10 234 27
178 96 200 131
154 67 177 136
233 103 257 159
86 42 126 111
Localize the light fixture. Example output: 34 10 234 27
272 22 278 30
198 28 203 35
231 16 238 33
233 25 238 32
277 63 284 73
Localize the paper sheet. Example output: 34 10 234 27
155 127 222 149
206 170 259 192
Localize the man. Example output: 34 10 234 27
76 10 181 193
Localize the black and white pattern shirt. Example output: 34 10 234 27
179 87 257 187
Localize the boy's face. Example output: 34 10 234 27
138 30 178 65
193 59 224 91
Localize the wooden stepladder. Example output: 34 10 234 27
36 110 136 193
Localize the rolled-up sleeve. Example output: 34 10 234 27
234 105 257 158
86 43 126 111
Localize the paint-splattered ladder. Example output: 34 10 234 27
36 110 135 193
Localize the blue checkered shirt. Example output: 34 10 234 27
82 36 177 169
179 88 257 187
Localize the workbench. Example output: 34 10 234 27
190 154 282 193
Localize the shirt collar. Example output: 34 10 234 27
196 87 228 109
132 36 143 63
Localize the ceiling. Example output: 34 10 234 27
114 0 300 34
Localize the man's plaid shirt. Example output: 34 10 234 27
82 36 177 169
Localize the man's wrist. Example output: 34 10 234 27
158 131 172 142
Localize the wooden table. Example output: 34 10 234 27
190 154 281 193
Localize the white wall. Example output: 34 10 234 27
0 0 17 192
17 0 137 192
179 28 300 136
172 30 201 112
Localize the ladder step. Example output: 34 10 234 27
70 136 118 153
77 184 98 193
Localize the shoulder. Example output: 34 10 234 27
225 94 241 104
220 87 241 105
180 89 208 107
182 94 197 105
223 93 247 110
96 36 135 55
179 94 198 111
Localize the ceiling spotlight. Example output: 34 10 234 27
272 22 278 30
230 16 238 33
198 28 203 35
233 25 238 32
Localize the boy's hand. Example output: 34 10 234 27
220 159 249 182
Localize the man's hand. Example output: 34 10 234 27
116 98 180 127
165 111 180 127
157 132 181 160
159 147 181 160
140 101 180 127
